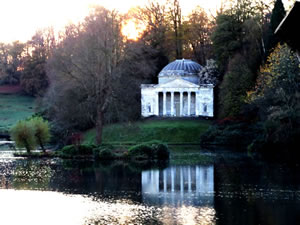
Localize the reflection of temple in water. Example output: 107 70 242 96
142 165 214 206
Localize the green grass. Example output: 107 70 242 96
83 119 211 145
0 94 35 132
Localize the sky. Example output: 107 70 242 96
0 0 293 43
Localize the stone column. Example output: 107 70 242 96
195 92 199 116
187 91 191 116
163 92 167 116
180 91 183 116
171 92 174 116
156 92 159 116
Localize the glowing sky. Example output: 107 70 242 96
0 0 293 43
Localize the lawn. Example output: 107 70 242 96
83 119 212 145
0 94 36 132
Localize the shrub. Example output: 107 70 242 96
128 140 169 160
60 145 77 156
99 148 116 160
153 143 170 160
30 116 51 152
128 144 153 160
59 144 95 157
10 120 36 153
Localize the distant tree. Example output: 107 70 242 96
46 6 123 144
10 120 36 153
212 0 271 118
249 44 300 152
183 6 213 65
133 1 169 79
108 40 158 123
0 41 25 84
21 29 56 96
167 0 183 59
31 117 51 153
218 54 256 117
198 59 220 85
211 13 242 73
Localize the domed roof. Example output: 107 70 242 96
159 59 203 77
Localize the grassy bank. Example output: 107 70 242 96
0 94 35 132
83 119 211 145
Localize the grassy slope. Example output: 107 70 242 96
83 119 211 145
0 94 35 132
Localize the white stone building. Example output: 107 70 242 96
141 59 214 117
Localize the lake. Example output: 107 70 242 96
0 149 299 225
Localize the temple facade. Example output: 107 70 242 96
141 59 214 117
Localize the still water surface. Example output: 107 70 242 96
0 150 299 225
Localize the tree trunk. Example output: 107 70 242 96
96 111 103 145
38 137 46 153
24 141 30 154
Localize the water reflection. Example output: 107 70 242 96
142 166 214 206
0 151 300 225
141 166 216 225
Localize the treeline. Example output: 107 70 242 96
0 0 214 144
1 0 299 153
205 0 299 158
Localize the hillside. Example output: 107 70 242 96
83 119 211 145
0 93 35 133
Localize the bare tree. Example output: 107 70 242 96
47 6 123 144
167 0 183 59
183 6 213 65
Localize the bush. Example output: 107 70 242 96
30 116 51 152
59 144 95 157
153 143 170 160
128 140 169 161
200 122 263 148
10 120 36 153
99 148 116 160
128 144 153 160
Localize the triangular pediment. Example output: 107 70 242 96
156 78 200 88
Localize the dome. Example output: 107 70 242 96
158 59 203 84
159 59 203 77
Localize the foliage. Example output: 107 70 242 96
211 0 271 118
200 121 263 148
211 13 242 73
248 44 300 153
10 120 36 153
59 144 95 157
128 144 153 160
45 6 123 145
198 59 220 85
0 41 25 85
99 148 116 160
128 140 169 160
182 6 212 65
218 55 256 117
30 116 51 152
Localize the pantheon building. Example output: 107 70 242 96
141 59 214 117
